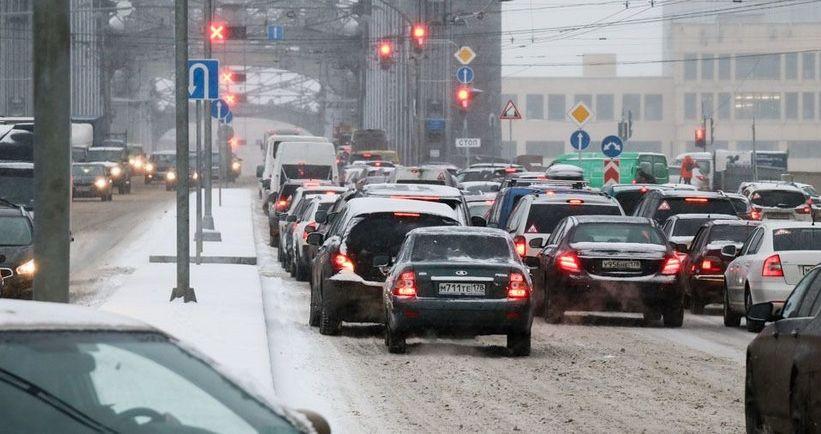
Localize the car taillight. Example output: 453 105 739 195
392 270 417 297
750 207 763 220
276 199 289 211
556 251 581 274
700 259 722 275
333 254 354 272
506 272 529 299
762 254 784 277
513 236 526 257
660 255 681 275
797 202 812 214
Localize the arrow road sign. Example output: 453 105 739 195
570 130 590 151
211 99 231 120
267 25 284 41
604 159 621 186
500 100 522 120
456 66 474 84
188 59 219 100
223 112 233 124
601 135 624 159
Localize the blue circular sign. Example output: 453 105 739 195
570 130 590 151
456 66 474 84
211 99 231 120
601 135 624 159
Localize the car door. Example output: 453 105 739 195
728 227 765 306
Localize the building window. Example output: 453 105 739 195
736 54 781 80
644 94 663 121
525 94 544 120
785 53 798 80
803 92 815 119
596 94 614 121
803 53 816 80
574 94 593 111
702 54 714 80
622 94 641 120
684 53 698 80
718 56 731 80
684 93 697 120
785 92 798 119
525 141 564 158
701 93 714 118
734 93 781 119
717 93 731 120
547 94 566 120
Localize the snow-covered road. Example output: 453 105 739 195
256 199 753 433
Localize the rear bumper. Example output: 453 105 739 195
324 279 384 323
0 274 33 299
387 297 532 335
749 278 794 305
72 186 108 197
688 274 725 303
553 274 681 313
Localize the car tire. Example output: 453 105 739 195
118 185 125 194
309 286 320 327
296 255 309 282
745 360 764 434
642 310 661 325
507 332 531 357
662 304 684 328
723 287 742 327
319 296 340 336
791 371 812 434
689 293 705 315
100 194 106 202
385 326 407 354
543 289 564 324
745 288 764 333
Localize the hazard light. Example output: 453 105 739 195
504 167 517 173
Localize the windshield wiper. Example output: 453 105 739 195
0 366 118 433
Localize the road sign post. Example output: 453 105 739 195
195 101 203 264
203 0 215 231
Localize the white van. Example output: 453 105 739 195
262 135 328 180
271 141 338 192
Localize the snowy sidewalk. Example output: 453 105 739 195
99 189 275 399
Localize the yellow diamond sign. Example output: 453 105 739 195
568 101 593 127
454 46 477 65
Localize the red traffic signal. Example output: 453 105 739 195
377 40 394 69
695 126 706 149
209 23 226 41
456 86 472 110
412 23 427 52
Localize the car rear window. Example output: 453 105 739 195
468 203 492 218
672 218 713 237
0 216 32 245
524 203 622 234
281 164 332 181
709 225 758 243
411 235 511 262
614 190 650 215
458 171 495 182
772 227 821 251
750 190 806 208
570 223 665 245
87 150 125 162
652 197 736 223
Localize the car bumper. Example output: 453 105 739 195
325 279 384 323
689 274 725 303
0 273 33 298
555 274 681 312
387 297 532 335
72 186 108 197
748 278 794 305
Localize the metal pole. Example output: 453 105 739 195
463 115 469 167
709 117 715 190
32 0 71 303
203 0 215 230
752 117 758 182
577 130 582 163
195 101 203 264
508 119 513 161
171 0 196 302
416 56 424 165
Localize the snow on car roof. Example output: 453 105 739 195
409 226 509 237
363 183 462 197
344 197 458 220
761 220 821 230
0 299 153 332
0 161 34 169
572 215 654 225
666 213 740 221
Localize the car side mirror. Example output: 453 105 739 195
286 215 297 222
256 165 264 178
721 244 738 259
471 216 487 227
747 302 780 323
314 210 328 224
529 238 544 249
296 410 331 434
306 232 325 246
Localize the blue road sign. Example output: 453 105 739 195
570 130 590 151
188 59 219 100
601 135 624 159
456 66 474 84
223 112 234 124
267 25 284 41
426 118 446 132
211 99 231 120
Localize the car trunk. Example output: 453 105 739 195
413 262 513 299
777 251 821 285
571 243 667 277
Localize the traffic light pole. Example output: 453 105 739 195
32 0 71 303
203 0 215 230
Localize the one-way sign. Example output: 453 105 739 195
188 59 219 100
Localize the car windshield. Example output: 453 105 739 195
652 198 737 223
72 165 104 176
0 331 299 434
570 223 665 245
468 202 492 218
671 218 713 237
772 227 821 251
86 150 124 162
412 234 512 262
154 154 176 164
524 203 622 233
749 190 806 208
709 225 758 244
0 172 34 209
0 216 32 245
0 129 33 161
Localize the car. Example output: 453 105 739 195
460 181 500 196
389 166 458 187
601 184 662 216
741 183 812 221
456 166 519 183
722 192 755 220
0 201 34 299
269 180 337 248
382 227 534 356
126 144 146 174
506 193 624 268
163 154 200 192
0 299 330 433
290 196 338 282
306 198 461 335
744 269 821 434
465 193 496 220
633 189 740 225
277 183 345 266
536 216 684 327
349 150 399 164
660 213 739 252
147 150 176 185
724 221 821 332
71 163 114 201
85 147 131 194
358 183 472 225
682 220 761 315
486 184 605 231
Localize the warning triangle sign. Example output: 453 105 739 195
500 100 522 120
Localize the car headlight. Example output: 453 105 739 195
167 171 177 181
128 158 135 165
111 166 122 177
145 163 154 172
133 159 143 169
231 161 241 171
94 177 107 189
16 259 35 276
192 172 199 180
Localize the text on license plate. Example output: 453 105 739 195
601 260 642 270
76 186 92 192
438 282 486 296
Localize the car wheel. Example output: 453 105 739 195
318 291 340 336
642 310 661 326
308 286 320 327
385 325 407 354
745 288 764 333
723 287 742 327
507 332 531 357
791 371 812 434
662 304 684 328
118 185 125 194
543 289 564 324
100 194 106 202
689 293 705 315
745 360 764 434
296 254 309 282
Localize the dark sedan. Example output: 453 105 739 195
382 227 533 356
537 215 684 327
745 266 821 433
0 204 34 299
71 163 113 201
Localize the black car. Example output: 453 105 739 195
682 220 761 317
0 203 34 299
382 227 533 356
633 190 740 224
71 163 113 201
307 198 461 335
536 215 684 327
164 154 200 192
0 162 34 211
85 147 131 194
601 184 661 216
147 151 176 184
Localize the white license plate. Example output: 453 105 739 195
76 186 91 192
438 282 486 296
601 259 642 270
802 265 816 275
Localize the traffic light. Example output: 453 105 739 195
411 23 427 52
209 23 226 42
220 71 247 84
377 40 394 69
208 23 247 42
695 126 707 149
456 85 472 111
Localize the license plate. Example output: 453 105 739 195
765 213 791 220
438 282 486 296
76 186 91 192
601 259 642 270
802 265 816 275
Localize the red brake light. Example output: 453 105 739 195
506 272 529 299
750 207 763 220
568 199 584 205
661 255 681 275
513 236 526 257
685 197 709 203
557 251 581 273
797 204 812 214
276 199 289 211
762 254 784 277
302 222 318 240
699 259 722 274
394 212 420 217
333 254 354 272
640 187 648 193
485 200 494 205
393 271 417 297
504 167 516 173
